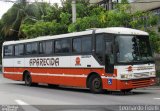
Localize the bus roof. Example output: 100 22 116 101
3 27 148 45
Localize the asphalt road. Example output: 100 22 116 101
0 74 160 111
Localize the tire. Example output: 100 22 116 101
24 73 36 86
88 75 103 94
121 89 132 93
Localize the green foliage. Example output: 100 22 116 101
60 12 71 25
21 21 67 38
158 26 160 32
0 0 159 53
68 2 131 32
68 15 100 32
42 3 62 22
147 30 160 53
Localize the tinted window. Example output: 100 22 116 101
46 41 53 54
55 40 61 53
40 41 53 54
39 42 45 54
32 43 38 54
72 36 92 53
4 45 13 56
26 43 32 55
82 37 92 53
61 39 70 53
73 38 81 53
15 44 24 56
55 39 70 53
26 42 38 55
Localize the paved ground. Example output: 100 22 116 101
0 74 160 111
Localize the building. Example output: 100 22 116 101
90 0 160 32
89 0 117 10
130 0 160 13
131 0 160 33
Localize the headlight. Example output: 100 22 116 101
121 74 132 79
149 71 156 76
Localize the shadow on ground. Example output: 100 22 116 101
6 82 154 96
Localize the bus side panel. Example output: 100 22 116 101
30 68 105 87
2 58 22 81
101 69 118 90
13 58 25 81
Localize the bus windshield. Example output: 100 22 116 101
116 35 153 63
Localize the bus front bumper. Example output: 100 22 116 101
102 77 156 91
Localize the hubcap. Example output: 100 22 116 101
26 75 31 84
93 78 101 89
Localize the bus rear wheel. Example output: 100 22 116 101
24 73 37 86
89 75 103 94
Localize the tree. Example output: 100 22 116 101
21 21 68 38
0 0 47 40
1 0 159 53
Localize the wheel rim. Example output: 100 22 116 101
25 75 31 85
93 78 101 89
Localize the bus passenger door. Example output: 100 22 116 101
105 39 114 74
105 39 117 90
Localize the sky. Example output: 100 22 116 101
0 0 62 19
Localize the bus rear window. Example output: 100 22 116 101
4 45 13 56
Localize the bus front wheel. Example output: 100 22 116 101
89 75 103 94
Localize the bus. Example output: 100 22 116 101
2 27 156 93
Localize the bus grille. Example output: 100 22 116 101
131 78 151 88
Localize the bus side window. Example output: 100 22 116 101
72 38 81 53
15 44 24 56
72 36 91 53
82 37 92 53
45 41 53 54
26 42 38 55
55 39 70 53
40 41 53 54
4 45 13 57
55 40 62 53
39 42 45 54
61 39 70 53
32 43 38 54
26 43 31 55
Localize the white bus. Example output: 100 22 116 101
2 27 156 93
